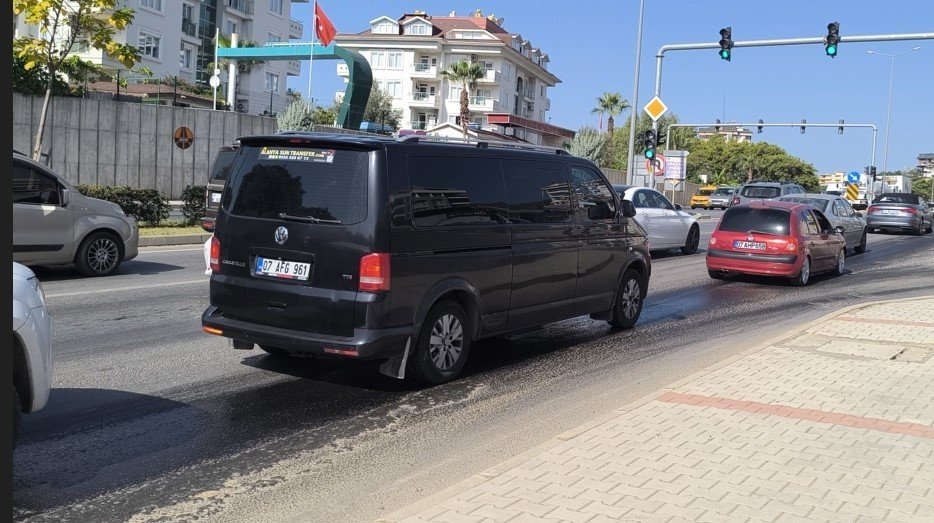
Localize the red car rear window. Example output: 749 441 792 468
719 207 791 235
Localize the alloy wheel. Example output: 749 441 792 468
87 237 120 274
621 278 642 319
428 314 464 371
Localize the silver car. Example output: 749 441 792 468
614 185 701 254
732 181 807 206
708 187 737 210
13 262 53 448
866 193 933 236
13 152 139 276
779 193 868 254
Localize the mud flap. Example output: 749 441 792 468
229 339 254 350
378 337 411 380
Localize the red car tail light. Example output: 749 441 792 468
210 236 221 273
709 235 718 246
867 205 879 214
359 253 391 292
902 207 918 215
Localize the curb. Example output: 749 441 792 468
138 233 211 247
377 295 934 522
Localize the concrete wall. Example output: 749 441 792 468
13 93 277 198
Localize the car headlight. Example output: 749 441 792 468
29 276 46 308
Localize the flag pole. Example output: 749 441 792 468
307 0 316 102
212 27 219 110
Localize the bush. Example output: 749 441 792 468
74 185 170 225
181 185 207 225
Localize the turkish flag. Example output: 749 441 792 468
315 2 337 46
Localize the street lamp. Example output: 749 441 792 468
866 47 921 175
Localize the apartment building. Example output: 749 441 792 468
917 153 934 177
696 124 754 143
334 9 574 146
15 1 306 115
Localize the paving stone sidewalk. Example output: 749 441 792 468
384 296 934 522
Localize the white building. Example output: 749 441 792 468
334 10 575 147
14 0 307 115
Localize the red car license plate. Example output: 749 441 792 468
734 240 766 250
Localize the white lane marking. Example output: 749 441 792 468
46 279 208 298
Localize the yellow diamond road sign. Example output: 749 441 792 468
643 96 669 121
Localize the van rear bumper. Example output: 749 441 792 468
201 306 415 359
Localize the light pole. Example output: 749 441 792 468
867 47 921 174
625 0 646 186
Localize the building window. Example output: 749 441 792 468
267 31 281 43
500 89 509 109
141 0 163 12
370 51 385 68
373 22 395 34
405 22 430 36
138 31 161 59
387 51 403 69
540 86 545 97
385 80 402 99
449 86 462 100
268 0 283 16
182 3 195 21
503 61 512 78
226 20 238 35
179 45 192 69
265 72 279 92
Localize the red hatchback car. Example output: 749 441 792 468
706 201 846 286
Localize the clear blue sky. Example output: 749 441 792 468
287 0 933 174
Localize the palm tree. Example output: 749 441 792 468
591 92 630 135
442 60 486 137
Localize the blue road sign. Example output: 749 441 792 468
847 171 861 184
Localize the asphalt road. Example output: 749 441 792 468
14 214 934 522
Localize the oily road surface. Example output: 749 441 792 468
13 214 934 522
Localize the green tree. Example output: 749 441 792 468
441 60 486 137
568 127 608 163
277 99 315 131
14 0 140 160
363 84 402 131
591 92 630 135
609 112 697 171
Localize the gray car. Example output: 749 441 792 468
779 193 868 254
708 186 737 209
732 181 807 206
866 193 933 236
13 151 139 276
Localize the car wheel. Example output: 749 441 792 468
690 206 696 210
790 256 811 287
926 219 933 234
13 386 21 450
407 301 470 384
260 346 294 357
75 231 123 276
681 225 700 255
833 249 845 276
609 270 645 329
915 221 925 236
721 207 727 210
854 230 867 254
708 269 725 280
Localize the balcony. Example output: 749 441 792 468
468 96 498 111
410 62 440 78
410 92 438 107
226 0 253 16
181 18 198 38
289 18 303 39
477 69 501 84
409 121 429 130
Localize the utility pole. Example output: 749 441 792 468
867 47 922 173
625 0 646 186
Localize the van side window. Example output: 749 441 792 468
409 156 508 226
13 163 61 206
570 166 616 221
502 159 572 224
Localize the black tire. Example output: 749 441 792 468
609 270 645 329
915 221 924 236
13 386 21 450
832 249 845 276
407 301 470 384
721 207 727 210
708 269 724 280
926 218 933 234
75 231 123 276
790 256 811 287
854 230 867 254
681 225 700 255
690 206 696 210
260 345 293 357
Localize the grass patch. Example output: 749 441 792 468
139 225 206 237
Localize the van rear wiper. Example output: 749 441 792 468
278 212 342 224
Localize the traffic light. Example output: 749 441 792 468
719 27 733 61
757 119 764 133
838 119 845 134
825 22 840 57
643 129 657 160
800 119 806 134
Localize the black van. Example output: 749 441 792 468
202 133 651 383
200 144 239 232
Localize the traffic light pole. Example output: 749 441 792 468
663 122 878 202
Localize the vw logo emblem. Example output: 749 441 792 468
274 226 289 245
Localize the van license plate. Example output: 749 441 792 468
255 257 310 281
734 240 766 250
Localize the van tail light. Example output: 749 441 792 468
359 253 391 292
210 236 221 273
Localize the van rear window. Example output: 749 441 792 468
719 207 791 235
229 146 368 225
740 186 781 199
210 150 237 182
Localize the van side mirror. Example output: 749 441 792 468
588 201 611 221
61 188 70 207
620 199 637 218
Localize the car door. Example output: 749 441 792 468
569 163 627 314
811 209 839 270
653 190 691 246
798 209 825 268
833 198 860 246
13 160 75 263
632 189 670 248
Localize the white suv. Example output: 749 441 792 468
12 262 53 448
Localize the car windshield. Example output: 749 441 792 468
697 189 714 196
229 146 369 225
719 207 791 235
740 186 781 199
712 189 733 196
779 197 829 212
876 194 919 204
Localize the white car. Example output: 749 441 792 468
613 185 700 254
12 262 53 448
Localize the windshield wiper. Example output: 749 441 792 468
278 212 342 224
746 229 780 236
